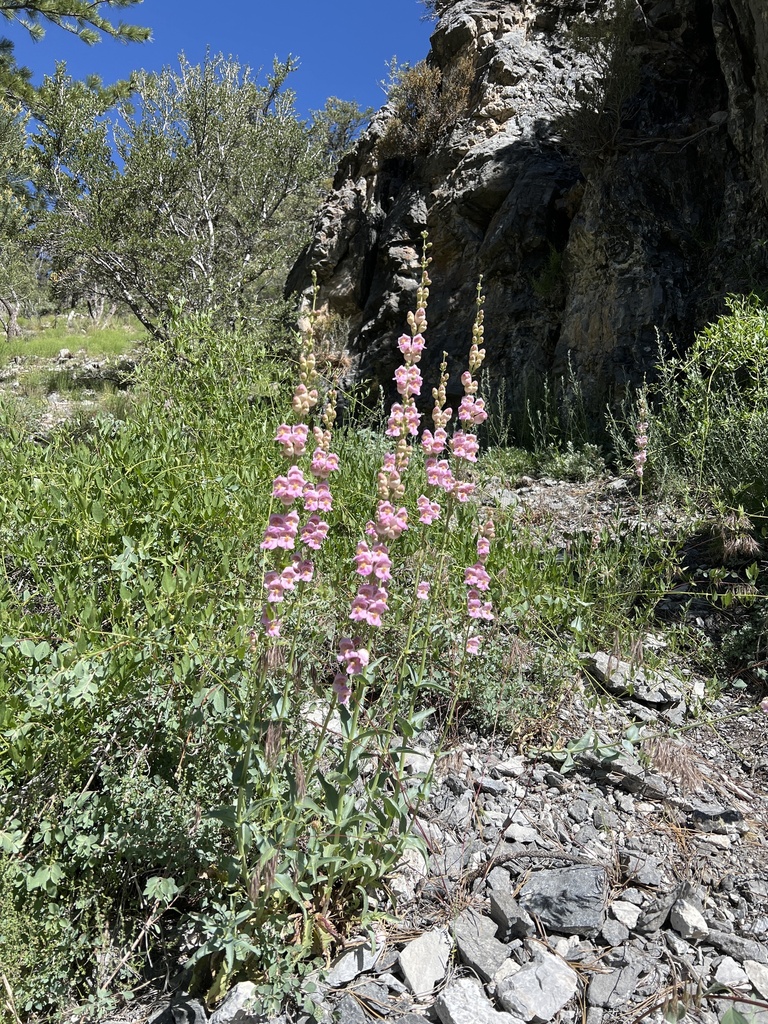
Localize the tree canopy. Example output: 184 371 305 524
0 0 150 104
0 7 372 339
33 55 332 337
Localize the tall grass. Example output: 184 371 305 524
0 323 141 368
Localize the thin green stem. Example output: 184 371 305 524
235 655 268 887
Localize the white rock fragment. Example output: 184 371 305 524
403 745 434 776
715 956 749 988
745 960 768 999
435 977 525 1024
610 900 642 930
399 928 452 996
670 900 708 941
324 942 382 987
209 982 260 1024
495 756 527 777
553 935 581 959
496 951 579 1022
389 844 428 902
699 833 732 850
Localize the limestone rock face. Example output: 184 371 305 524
286 0 768 414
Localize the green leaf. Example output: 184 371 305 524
272 871 305 910
143 875 180 903
19 639 37 658
319 777 339 815
26 861 65 893
33 640 51 662
161 568 176 596
720 1010 752 1024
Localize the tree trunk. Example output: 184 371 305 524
0 294 22 340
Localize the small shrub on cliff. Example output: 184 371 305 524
552 0 643 168
418 0 451 21
378 53 474 160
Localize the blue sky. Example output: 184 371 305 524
10 1 435 117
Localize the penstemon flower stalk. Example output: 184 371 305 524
259 272 339 644
334 236 433 704
216 235 501 998
458 279 494 653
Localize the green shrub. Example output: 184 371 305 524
615 295 768 514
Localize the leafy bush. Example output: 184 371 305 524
612 295 768 514
33 55 327 338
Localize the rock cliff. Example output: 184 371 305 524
286 0 768 420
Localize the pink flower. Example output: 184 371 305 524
261 607 281 637
397 333 425 362
260 510 300 550
293 558 314 582
272 465 306 506
337 640 370 676
465 562 491 591
459 395 488 425
375 501 408 541
451 430 479 462
386 404 406 438
417 494 441 525
332 672 352 707
354 541 375 577
371 543 392 581
760 696 768 713
425 458 455 492
349 584 389 627
275 423 309 457
467 589 494 621
416 581 430 600
394 364 423 398
477 536 491 562
280 565 298 589
264 571 287 604
300 515 329 550
311 448 339 479
404 403 422 436
421 428 447 455
354 540 391 580
466 635 482 655
388 403 422 437
453 481 476 502
303 480 333 512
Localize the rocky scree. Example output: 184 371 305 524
108 477 768 1024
